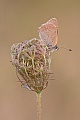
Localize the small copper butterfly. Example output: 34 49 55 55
38 18 59 52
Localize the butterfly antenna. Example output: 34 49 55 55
60 47 72 51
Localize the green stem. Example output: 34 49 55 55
36 93 41 120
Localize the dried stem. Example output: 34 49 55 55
36 93 41 120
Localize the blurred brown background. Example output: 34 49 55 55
0 0 80 120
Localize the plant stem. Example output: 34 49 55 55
36 92 41 120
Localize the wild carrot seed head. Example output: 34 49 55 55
11 38 51 93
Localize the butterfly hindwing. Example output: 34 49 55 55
38 18 58 51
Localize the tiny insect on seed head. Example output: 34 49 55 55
38 18 59 52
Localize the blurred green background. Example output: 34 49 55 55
0 0 80 120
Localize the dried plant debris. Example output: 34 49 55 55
11 38 52 94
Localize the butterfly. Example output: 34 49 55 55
38 18 59 52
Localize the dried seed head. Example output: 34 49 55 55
11 38 51 94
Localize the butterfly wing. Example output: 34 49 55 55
38 18 58 51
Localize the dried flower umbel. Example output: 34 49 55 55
11 38 51 94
